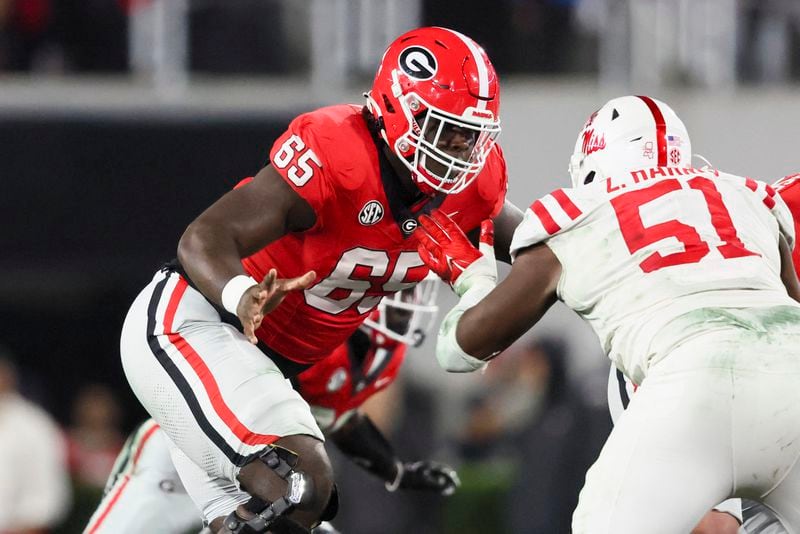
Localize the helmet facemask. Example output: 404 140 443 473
392 91 500 195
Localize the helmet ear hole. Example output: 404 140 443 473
381 94 396 114
583 171 596 185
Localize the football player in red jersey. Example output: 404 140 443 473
88 282 456 534
119 26 521 534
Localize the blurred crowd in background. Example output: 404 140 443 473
0 0 799 82
2 1 800 533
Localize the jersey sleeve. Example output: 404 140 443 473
510 187 586 260
745 177 795 250
482 143 509 219
268 113 333 224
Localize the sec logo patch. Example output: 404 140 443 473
359 200 384 225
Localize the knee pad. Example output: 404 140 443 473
222 445 313 534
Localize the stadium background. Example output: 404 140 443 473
1 1 799 532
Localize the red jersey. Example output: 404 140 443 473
293 329 405 432
775 173 800 271
241 104 507 363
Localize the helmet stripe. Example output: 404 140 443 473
445 28 489 109
636 95 667 166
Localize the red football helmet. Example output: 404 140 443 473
366 27 501 195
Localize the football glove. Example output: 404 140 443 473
415 209 496 297
386 460 461 496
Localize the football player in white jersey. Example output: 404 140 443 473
416 95 800 533
605 174 800 534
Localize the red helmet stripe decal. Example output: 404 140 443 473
446 28 489 108
637 95 667 166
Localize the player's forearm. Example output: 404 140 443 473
436 280 496 371
329 412 398 482
177 220 250 306
439 244 561 367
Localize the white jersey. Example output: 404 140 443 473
511 166 797 383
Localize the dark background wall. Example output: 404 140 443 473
0 110 299 426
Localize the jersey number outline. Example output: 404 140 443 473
610 176 758 273
305 248 425 314
273 134 322 186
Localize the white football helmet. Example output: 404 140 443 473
568 95 692 187
362 274 440 347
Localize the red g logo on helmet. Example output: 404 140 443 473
365 27 501 196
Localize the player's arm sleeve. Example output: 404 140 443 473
328 411 399 482
510 188 586 261
461 144 509 238
510 209 550 261
486 143 509 219
268 115 332 229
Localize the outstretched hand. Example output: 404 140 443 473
237 269 316 344
415 209 495 290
